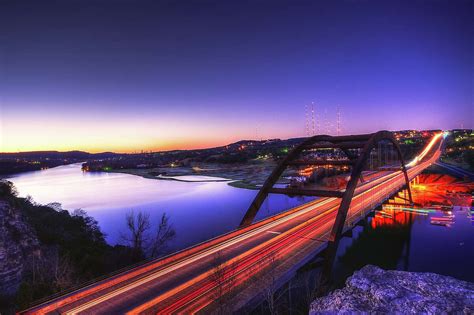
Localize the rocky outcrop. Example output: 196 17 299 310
0 200 39 299
310 265 474 314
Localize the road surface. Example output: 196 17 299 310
23 133 443 315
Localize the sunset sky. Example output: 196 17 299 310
1 0 472 153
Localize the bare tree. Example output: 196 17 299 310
209 251 238 315
122 210 176 259
149 213 176 258
26 247 75 292
51 255 75 290
246 252 285 315
293 269 324 314
122 210 151 257
261 253 279 315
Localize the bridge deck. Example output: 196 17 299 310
22 134 443 315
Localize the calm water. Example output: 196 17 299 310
247 203 474 314
6 164 474 313
6 163 314 251
332 204 474 282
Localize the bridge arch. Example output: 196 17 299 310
240 130 413 243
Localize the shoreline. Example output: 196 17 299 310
155 174 231 183
105 168 263 190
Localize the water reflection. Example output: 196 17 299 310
332 175 474 285
256 173 473 314
6 164 314 252
332 212 414 288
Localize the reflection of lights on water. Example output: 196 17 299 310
430 217 453 221
412 184 426 190
383 205 435 214
371 210 415 229
298 166 316 176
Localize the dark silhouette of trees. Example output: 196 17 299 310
0 181 149 310
149 213 176 258
123 210 151 258
122 210 175 259
209 251 238 315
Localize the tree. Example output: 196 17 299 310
209 251 238 315
47 202 63 212
149 213 175 258
122 210 151 258
246 252 285 315
20 247 76 307
261 253 279 315
72 208 105 243
122 210 176 259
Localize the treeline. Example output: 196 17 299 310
0 181 174 311
84 138 301 172
0 160 65 175
0 151 120 176
443 130 474 170
0 150 118 160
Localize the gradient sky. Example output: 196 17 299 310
1 0 472 153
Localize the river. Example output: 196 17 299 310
5 163 314 252
6 163 474 313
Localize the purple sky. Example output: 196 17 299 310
1 0 472 152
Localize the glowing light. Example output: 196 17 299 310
383 205 435 213
412 184 427 190
406 133 443 167
430 216 453 221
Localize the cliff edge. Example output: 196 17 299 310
0 199 39 300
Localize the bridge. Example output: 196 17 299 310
22 131 444 314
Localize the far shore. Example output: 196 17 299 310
103 164 280 190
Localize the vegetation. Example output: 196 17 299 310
0 151 118 176
0 181 174 311
442 130 474 171
82 138 301 172
121 210 175 259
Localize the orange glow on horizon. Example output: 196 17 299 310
0 116 263 153
0 139 236 154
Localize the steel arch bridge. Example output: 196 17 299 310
240 130 413 244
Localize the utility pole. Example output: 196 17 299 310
336 107 341 136
324 108 330 134
305 104 310 136
317 111 321 134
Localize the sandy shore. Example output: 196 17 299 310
105 162 285 190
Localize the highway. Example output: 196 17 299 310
23 133 443 315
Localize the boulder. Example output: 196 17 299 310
310 265 474 314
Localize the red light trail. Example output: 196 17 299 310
22 134 444 315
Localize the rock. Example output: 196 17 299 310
0 200 40 299
310 265 474 314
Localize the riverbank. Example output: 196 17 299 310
0 180 141 312
102 161 288 190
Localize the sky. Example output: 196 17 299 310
0 0 472 153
